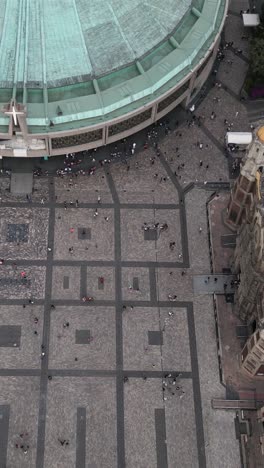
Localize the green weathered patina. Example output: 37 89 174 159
0 0 227 133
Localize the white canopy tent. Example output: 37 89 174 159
242 13 260 27
226 132 253 145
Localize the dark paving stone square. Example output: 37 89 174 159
133 277 139 290
236 325 249 338
75 329 91 344
63 276 69 289
78 228 91 240
144 229 157 241
148 331 163 346
0 325 21 347
0 405 9 466
225 293 234 304
0 278 30 286
6 224 29 243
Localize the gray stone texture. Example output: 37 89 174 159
217 50 248 95
156 267 193 301
86 266 115 300
148 330 163 345
0 325 21 347
44 377 117 468
185 189 212 275
225 14 250 59
121 208 182 262
122 267 150 301
75 329 91 344
10 173 33 195
52 266 81 300
48 306 116 369
0 306 43 368
198 87 250 146
0 208 49 259
193 296 241 468
54 172 113 203
159 124 229 187
123 307 191 371
0 266 46 299
0 376 40 468
54 208 114 260
110 148 179 204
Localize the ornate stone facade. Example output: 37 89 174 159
233 202 264 323
228 127 264 377
226 126 264 231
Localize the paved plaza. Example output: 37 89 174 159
0 1 254 466
0 152 240 468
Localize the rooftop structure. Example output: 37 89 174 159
0 0 228 156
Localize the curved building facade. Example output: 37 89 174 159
0 0 228 157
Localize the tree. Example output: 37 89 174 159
260 2 264 24
250 37 264 79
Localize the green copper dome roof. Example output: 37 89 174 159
0 0 192 86
0 0 227 133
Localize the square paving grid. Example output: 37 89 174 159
0 165 208 468
0 13 250 461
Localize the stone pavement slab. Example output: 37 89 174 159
0 207 49 260
0 177 49 203
121 266 150 301
160 307 191 371
124 378 198 468
224 14 250 59
52 266 81 300
121 208 182 262
0 376 40 468
44 377 117 468
0 266 46 299
55 172 113 203
122 306 191 371
229 0 249 13
217 50 249 95
185 189 212 274
193 295 241 468
86 266 115 300
0 305 43 368
48 306 116 369
198 87 250 145
123 378 164 468
110 148 179 204
164 379 199 468
159 124 229 187
54 208 114 261
10 173 33 195
156 267 193 301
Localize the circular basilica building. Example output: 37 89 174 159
0 0 227 157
